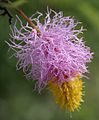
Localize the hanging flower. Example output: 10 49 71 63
7 9 93 112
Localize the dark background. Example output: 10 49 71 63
0 0 99 120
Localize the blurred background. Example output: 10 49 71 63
0 0 99 120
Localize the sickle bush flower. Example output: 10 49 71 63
7 9 93 112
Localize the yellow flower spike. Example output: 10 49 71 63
48 75 84 112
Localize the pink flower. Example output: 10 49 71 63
7 9 93 92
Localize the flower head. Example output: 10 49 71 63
8 9 92 90
7 9 93 112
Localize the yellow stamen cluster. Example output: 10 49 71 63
48 75 84 112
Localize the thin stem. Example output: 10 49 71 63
16 8 41 33
8 0 41 33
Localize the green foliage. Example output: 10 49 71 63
0 0 26 8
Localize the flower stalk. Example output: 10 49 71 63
16 8 41 33
8 0 41 33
